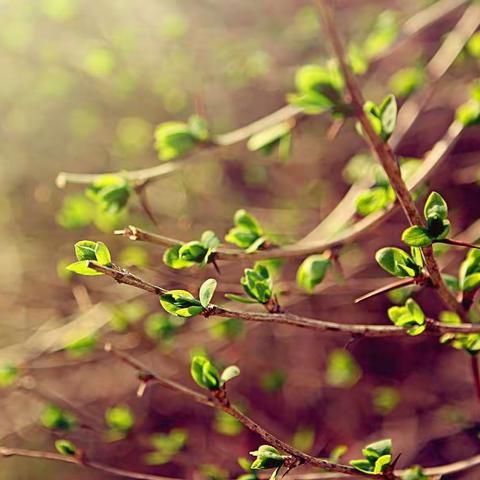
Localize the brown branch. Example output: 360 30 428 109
103 344 385 479
318 0 467 322
0 446 178 480
88 263 480 338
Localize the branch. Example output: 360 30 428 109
0 446 178 480
104 344 385 479
318 0 468 322
54 0 468 189
88 263 480 338
114 120 464 261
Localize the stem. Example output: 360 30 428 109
437 238 480 250
354 278 416 304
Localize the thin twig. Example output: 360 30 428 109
88 263 480 337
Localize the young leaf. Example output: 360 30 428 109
401 226 432 247
379 94 397 140
191 356 220 390
199 278 217 308
250 445 286 470
55 439 77 456
375 247 420 278
160 290 203 317
296 254 331 293
424 191 448 222
220 365 240 385
388 299 426 336
154 121 197 161
105 405 135 433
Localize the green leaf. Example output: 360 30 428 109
296 254 331 293
325 349 362 388
424 191 448 222
163 245 196 269
240 263 273 304
55 439 77 456
389 66 424 97
355 187 391 216
56 194 94 230
74 240 98 261
388 299 425 336
459 249 480 291
105 405 135 433
375 247 420 278
401 226 432 247
188 114 209 141
220 365 240 385
351 439 392 474
191 356 220 390
250 445 285 470
86 175 131 214
66 260 103 276
379 94 397 140
95 241 112 265
69 240 112 275
401 466 428 480
224 293 259 304
350 459 374 473
154 121 197 161
41 405 77 430
0 364 18 388
456 100 480 127
199 278 217 308
160 290 203 318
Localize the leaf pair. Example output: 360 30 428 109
439 311 480 355
357 94 397 142
247 122 292 162
296 254 331 293
144 428 188 466
66 240 112 276
160 278 217 318
226 264 273 305
375 247 423 279
41 405 77 431
190 355 240 391
388 299 426 336
250 445 287 480
225 210 266 253
350 439 392 475
86 175 131 215
402 192 450 247
287 63 346 116
154 114 209 161
163 231 220 269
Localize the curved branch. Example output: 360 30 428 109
55 0 468 189
114 120 464 260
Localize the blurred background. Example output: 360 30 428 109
1 0 480 478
